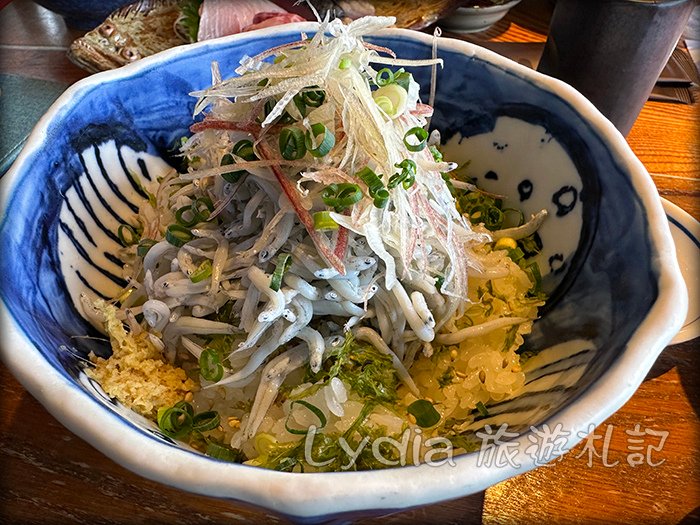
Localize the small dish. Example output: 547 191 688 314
439 0 522 34
663 198 700 344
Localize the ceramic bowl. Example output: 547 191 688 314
439 0 522 34
0 22 687 522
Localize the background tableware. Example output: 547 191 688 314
536 0 697 136
439 0 522 33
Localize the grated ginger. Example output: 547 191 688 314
87 300 196 419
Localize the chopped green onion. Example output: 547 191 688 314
338 56 351 69
192 410 221 432
232 139 257 161
137 238 157 257
175 204 199 227
301 89 325 108
388 159 417 190
357 166 384 195
221 140 257 183
373 95 394 115
519 234 543 257
429 144 443 162
475 401 490 417
403 127 429 152
523 261 543 291
507 246 526 263
190 259 213 283
157 401 194 439
373 188 390 209
375 68 394 87
372 84 407 117
199 347 224 382
321 183 363 212
117 224 139 247
435 274 445 290
393 68 412 91
292 93 307 117
270 253 292 292
503 207 525 227
407 399 441 428
304 123 335 157
395 158 417 175
387 173 402 190
205 441 244 462
483 206 505 231
313 211 339 231
284 400 327 435
165 224 193 247
279 127 306 160
356 167 390 208
220 153 242 183
192 196 214 221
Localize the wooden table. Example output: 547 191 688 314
1 1 698 523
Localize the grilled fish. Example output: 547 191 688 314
68 0 460 74
68 0 186 73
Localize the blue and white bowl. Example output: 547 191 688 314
0 22 687 522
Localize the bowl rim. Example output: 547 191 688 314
0 21 688 519
455 0 523 13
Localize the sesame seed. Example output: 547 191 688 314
450 349 458 360
408 414 417 425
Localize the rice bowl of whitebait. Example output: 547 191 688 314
0 17 687 522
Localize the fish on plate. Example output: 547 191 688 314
67 0 459 73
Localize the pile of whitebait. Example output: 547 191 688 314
86 16 547 452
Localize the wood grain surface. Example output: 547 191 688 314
1 0 698 523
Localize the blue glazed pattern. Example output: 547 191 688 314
0 26 678 521
1 29 655 438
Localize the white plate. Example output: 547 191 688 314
663 198 700 344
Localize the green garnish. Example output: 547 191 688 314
375 67 394 86
117 224 140 247
284 400 327 435
475 401 490 417
279 127 307 160
157 401 194 439
407 399 441 428
157 401 243 463
270 253 292 292
403 126 428 152
175 204 199 227
313 211 339 231
165 224 193 247
192 411 221 432
300 89 325 108
388 159 417 190
304 123 335 157
190 259 213 283
205 441 245 462
321 183 363 212
356 167 389 208
199 347 224 382
136 238 157 257
221 139 257 183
